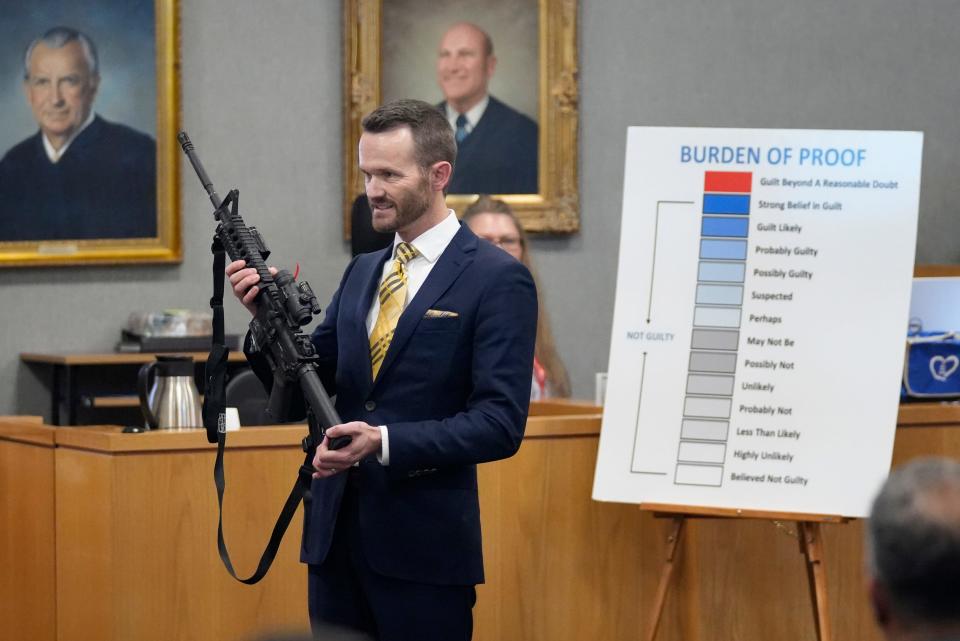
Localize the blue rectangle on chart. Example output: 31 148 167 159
701 217 749 238
696 284 744 305
698 261 746 283
700 239 747 260
694 306 742 328
703 194 750 215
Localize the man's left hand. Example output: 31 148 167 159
311 421 382 479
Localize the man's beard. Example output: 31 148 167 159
371 174 432 233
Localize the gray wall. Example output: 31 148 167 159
5 0 960 416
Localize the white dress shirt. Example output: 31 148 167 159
366 211 461 464
444 96 489 138
42 110 96 163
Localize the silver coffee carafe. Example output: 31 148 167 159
137 355 203 430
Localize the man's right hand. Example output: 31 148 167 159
226 260 278 317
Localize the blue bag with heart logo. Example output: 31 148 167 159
902 331 960 399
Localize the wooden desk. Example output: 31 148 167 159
0 418 56 641
473 401 960 641
21 351 249 425
4 402 960 641
0 421 310 641
476 408 636 640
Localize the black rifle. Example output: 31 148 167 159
178 130 346 584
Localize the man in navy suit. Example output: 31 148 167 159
228 99 538 640
0 26 156 241
436 22 538 194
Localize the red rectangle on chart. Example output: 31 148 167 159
704 171 752 193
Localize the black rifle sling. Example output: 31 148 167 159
203 239 229 444
207 239 312 584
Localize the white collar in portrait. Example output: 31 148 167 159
43 110 96 163
445 96 489 135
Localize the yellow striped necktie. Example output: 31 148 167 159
369 242 419 379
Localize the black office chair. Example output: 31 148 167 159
224 368 271 426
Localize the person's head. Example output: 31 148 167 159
359 99 456 240
462 195 526 263
866 457 960 640
22 27 100 149
462 196 572 398
436 22 496 115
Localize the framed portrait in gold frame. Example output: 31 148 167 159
343 0 579 236
0 0 180 267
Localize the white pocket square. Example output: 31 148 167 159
424 309 459 318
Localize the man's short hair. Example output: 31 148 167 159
867 457 960 626
361 99 456 176
23 26 99 80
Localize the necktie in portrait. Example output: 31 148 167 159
455 114 469 144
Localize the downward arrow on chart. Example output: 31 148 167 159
647 201 695 323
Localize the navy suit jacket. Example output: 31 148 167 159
444 96 538 195
299 222 537 586
0 115 156 241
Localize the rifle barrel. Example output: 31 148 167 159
178 131 222 210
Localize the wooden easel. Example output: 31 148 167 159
640 503 849 641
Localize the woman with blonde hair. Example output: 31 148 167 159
462 195 571 399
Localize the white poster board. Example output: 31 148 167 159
593 127 923 518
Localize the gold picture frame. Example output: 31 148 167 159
0 0 180 267
342 0 579 236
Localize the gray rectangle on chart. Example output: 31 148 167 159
678 441 727 464
694 306 742 328
681 419 729 441
689 351 737 373
691 329 740 351
687 374 735 396
696 284 743 305
675 463 724 486
699 261 746 283
684 396 732 418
